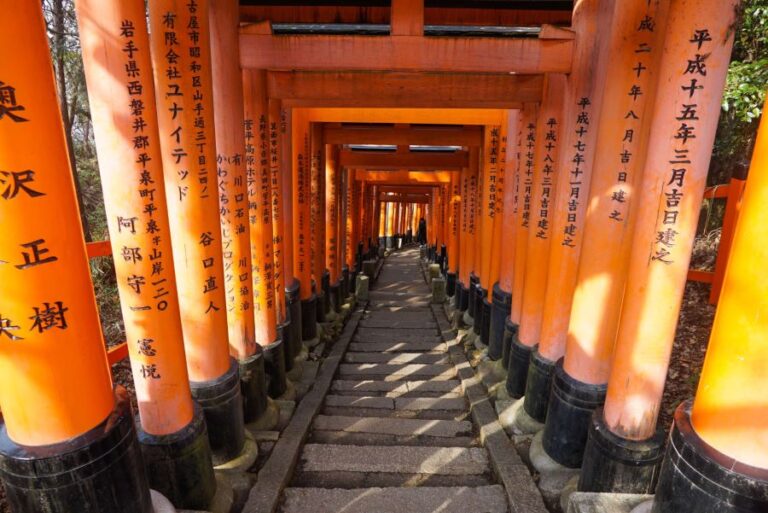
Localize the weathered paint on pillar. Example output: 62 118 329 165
511 104 538 324
538 0 614 363
77 0 194 435
603 0 738 440
518 75 566 347
268 100 287 323
0 1 115 446
566 0 669 385
243 70 278 346
148 0 230 382
210 0 256 359
498 111 521 293
326 145 340 283
292 110 312 299
690 95 768 469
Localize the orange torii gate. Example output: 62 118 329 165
1 1 766 513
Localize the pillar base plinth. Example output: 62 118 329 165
245 397 280 432
502 318 519 370
213 431 259 473
446 272 457 297
541 361 607 469
505 333 533 399
578 407 665 494
300 294 318 341
472 284 485 336
190 359 246 466
468 273 479 318
238 349 269 424
150 490 178 513
262 339 288 399
329 280 342 313
462 310 474 327
0 387 153 513
489 283 512 361
286 280 302 362
530 430 582 511
651 401 768 513
523 346 556 423
480 296 492 346
139 406 216 510
496 397 544 436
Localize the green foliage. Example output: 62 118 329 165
710 0 768 184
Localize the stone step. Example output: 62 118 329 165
348 341 446 353
297 444 490 476
281 486 507 513
344 352 449 364
330 379 462 397
324 395 466 412
354 328 439 342
359 319 437 329
308 431 476 447
312 415 472 438
338 363 456 380
368 301 431 310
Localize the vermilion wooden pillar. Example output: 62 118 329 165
0 3 151 510
583 0 740 498
446 173 460 294
310 123 329 321
148 0 244 465
490 111 520 363
465 148 481 325
507 75 566 399
674 95 768 511
526 0 615 427
77 0 218 506
454 164 471 313
325 145 342 312
292 110 318 342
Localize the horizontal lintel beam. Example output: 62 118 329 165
323 124 483 146
340 150 467 170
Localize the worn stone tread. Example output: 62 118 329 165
298 444 490 475
281 486 507 513
344 352 449 364
338 363 456 379
348 341 446 353
313 415 472 437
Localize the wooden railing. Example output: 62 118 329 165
86 240 129 365
686 177 747 304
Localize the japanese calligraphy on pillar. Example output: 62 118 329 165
267 101 285 320
521 122 536 228
217 148 249 315
652 28 714 265
562 97 592 247
486 126 501 220
535 117 560 239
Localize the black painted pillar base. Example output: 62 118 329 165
239 348 269 424
190 359 245 466
446 272 457 297
541 361 607 469
501 317 518 370
473 285 485 336
341 265 350 299
523 346 556 423
315 290 326 323
285 280 302 362
480 297 492 346
349 270 358 295
489 283 512 361
467 274 479 320
385 236 394 249
652 401 768 513
579 407 665 494
329 280 342 313
301 293 318 340
262 339 288 399
456 282 469 312
138 404 216 510
321 270 331 316
506 333 532 399
0 387 153 513
277 320 294 373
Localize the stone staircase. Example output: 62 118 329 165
278 248 509 513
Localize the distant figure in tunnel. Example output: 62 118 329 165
417 217 427 245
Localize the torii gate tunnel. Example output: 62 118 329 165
0 1 765 512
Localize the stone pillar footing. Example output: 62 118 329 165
356 274 370 301
213 431 259 473
565 492 653 513
138 404 216 510
489 283 512 361
578 407 665 494
523 346 556 423
530 431 582 511
651 401 768 513
506 334 533 399
0 388 155 513
245 397 280 432
431 276 447 304
496 396 545 437
541 361 607 469
190 359 246 466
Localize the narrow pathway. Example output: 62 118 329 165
279 248 508 513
